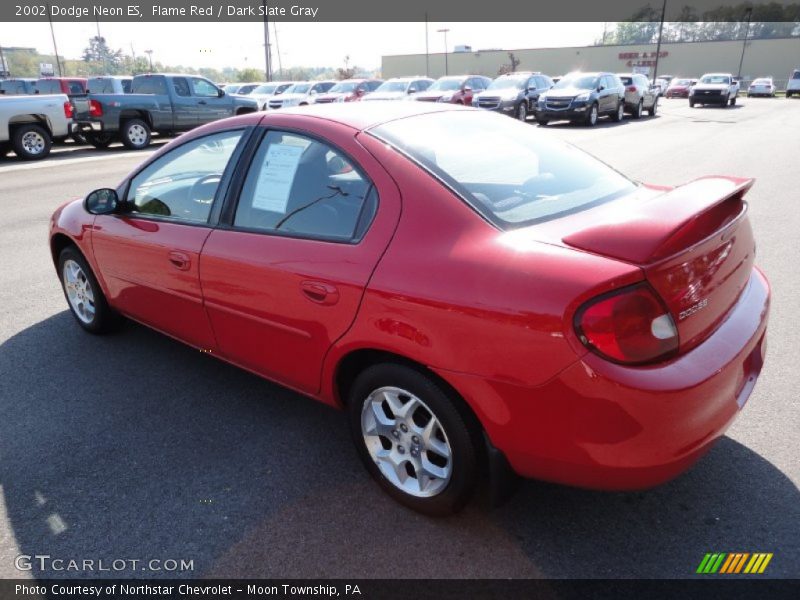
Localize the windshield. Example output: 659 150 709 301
553 74 598 90
487 76 526 90
287 83 311 94
329 81 358 93
670 79 691 86
375 80 409 93
223 84 240 93
700 75 730 84
253 84 279 94
429 78 464 91
372 111 635 229
752 79 771 85
237 84 258 94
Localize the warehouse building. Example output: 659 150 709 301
382 37 800 88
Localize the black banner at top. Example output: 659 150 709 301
2 0 800 22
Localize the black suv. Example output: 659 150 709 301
534 72 626 126
471 72 554 121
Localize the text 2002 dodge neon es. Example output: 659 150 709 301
49 103 769 515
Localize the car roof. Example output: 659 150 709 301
274 101 472 132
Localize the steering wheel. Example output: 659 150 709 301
188 174 222 205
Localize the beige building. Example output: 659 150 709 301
382 37 800 87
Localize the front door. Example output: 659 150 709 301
199 128 401 394
91 129 246 349
191 77 232 125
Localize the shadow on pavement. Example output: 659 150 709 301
1 313 797 578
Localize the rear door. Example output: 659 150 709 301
91 129 247 348
199 125 401 394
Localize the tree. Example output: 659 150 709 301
82 36 123 74
238 68 263 82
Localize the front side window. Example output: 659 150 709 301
234 131 377 242
126 130 244 222
372 111 635 229
191 78 219 97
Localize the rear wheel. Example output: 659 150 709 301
58 247 120 333
633 100 643 119
647 98 658 116
536 118 548 126
12 123 52 160
120 118 151 150
347 363 480 516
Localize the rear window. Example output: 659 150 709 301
620 77 633 85
792 70 800 80
371 111 635 229
132 76 168 94
35 80 61 94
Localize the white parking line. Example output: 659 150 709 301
0 149 158 174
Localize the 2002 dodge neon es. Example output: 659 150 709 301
50 103 769 515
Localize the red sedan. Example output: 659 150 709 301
49 103 769 516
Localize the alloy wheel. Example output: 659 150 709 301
62 259 95 324
127 124 148 146
21 131 46 155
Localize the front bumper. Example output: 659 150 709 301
70 120 104 134
473 100 517 114
534 103 590 121
691 92 728 104
435 268 770 490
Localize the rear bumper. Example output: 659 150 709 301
435 267 770 490
70 120 104 134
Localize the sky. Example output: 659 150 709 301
1 22 608 71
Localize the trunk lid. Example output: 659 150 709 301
560 176 756 353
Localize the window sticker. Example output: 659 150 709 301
251 143 304 213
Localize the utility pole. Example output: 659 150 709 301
424 13 429 77
273 22 282 79
437 28 449 76
652 0 667 83
737 7 753 79
46 4 63 76
262 0 272 81
145 49 153 71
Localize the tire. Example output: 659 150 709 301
86 133 115 149
0 142 10 157
722 94 730 108
787 91 793 98
516 102 528 121
347 363 480 516
120 118 151 150
58 246 120 334
611 100 624 122
730 96 736 106
12 123 52 160
633 100 643 119
70 133 87 145
585 102 598 126
647 98 658 116
536 118 548 126
689 99 695 107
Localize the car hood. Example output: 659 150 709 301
542 87 591 98
363 91 407 100
276 93 308 101
475 89 521 99
693 83 729 91
411 91 446 99
316 92 347 100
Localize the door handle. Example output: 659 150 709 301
168 251 191 270
198 100 207 105
300 281 339 305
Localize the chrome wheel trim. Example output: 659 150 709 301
361 386 453 498
21 130 46 155
127 124 148 146
62 259 95 324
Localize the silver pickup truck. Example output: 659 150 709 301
0 94 72 160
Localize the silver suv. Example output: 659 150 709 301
617 73 659 118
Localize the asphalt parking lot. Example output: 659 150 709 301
1 98 798 579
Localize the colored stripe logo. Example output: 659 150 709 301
696 552 773 574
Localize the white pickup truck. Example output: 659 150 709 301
0 94 72 160
689 73 740 107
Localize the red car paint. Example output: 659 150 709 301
50 104 770 490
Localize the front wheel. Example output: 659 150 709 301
516 102 528 121
86 132 115 149
536 118 548 126
348 363 480 516
585 103 599 126
689 99 695 107
730 96 736 106
58 247 120 333
120 118 151 150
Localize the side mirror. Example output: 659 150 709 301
356 88 365 96
85 188 120 215
407 87 417 94
310 89 318 95
463 86 472 93
597 85 605 92
218 89 225 97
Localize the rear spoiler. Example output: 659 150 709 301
563 176 754 264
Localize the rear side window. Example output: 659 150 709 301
68 81 85 95
372 111 635 229
36 80 60 94
126 130 244 223
122 79 132 93
132 77 167 94
233 131 377 242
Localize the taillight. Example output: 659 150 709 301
63 101 74 118
89 99 103 117
627 86 637 92
574 283 679 365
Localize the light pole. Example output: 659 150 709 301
145 49 153 71
652 0 667 83
262 0 272 81
737 7 753 79
436 28 449 76
46 4 63 76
